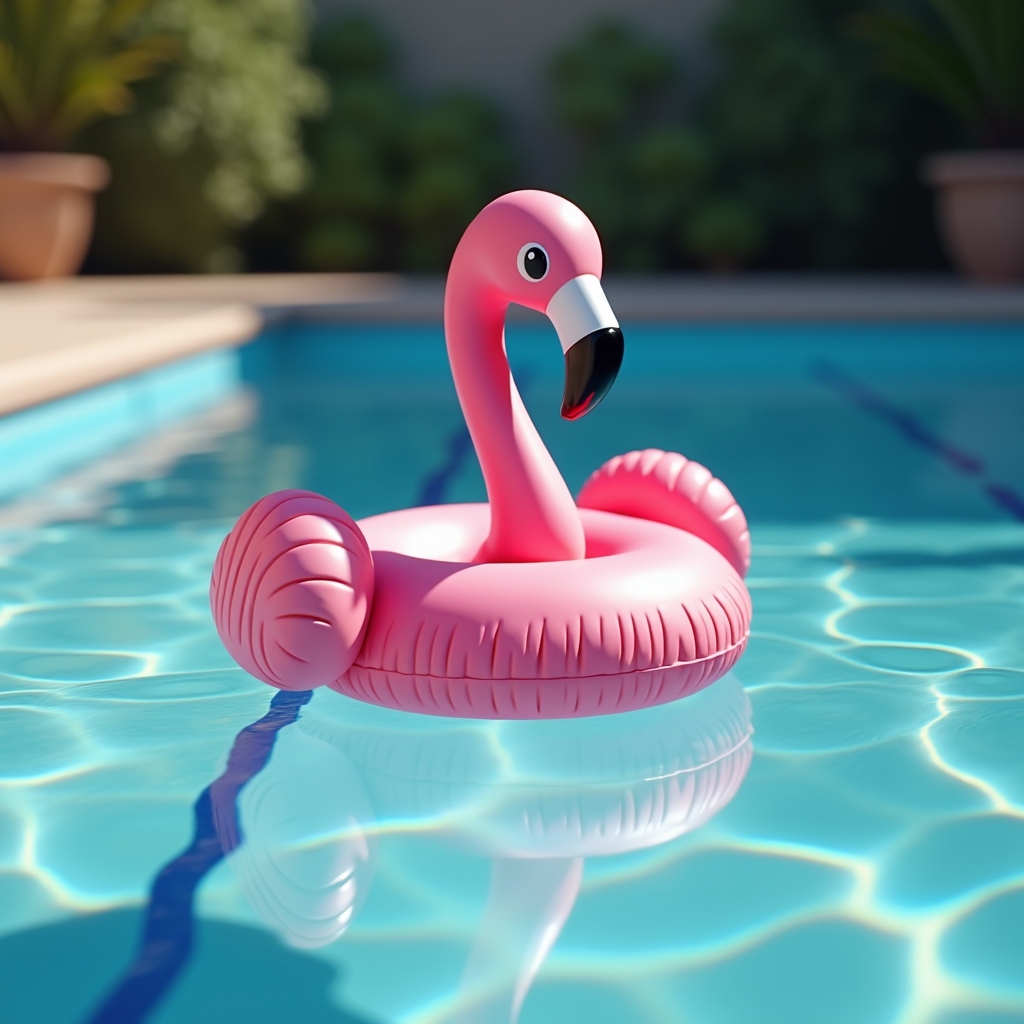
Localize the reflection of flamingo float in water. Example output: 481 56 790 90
211 190 751 717
225 675 753 1022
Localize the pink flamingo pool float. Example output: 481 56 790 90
211 190 751 718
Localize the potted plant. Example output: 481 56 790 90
857 0 1024 282
0 0 174 280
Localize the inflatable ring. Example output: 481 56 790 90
211 191 751 717
335 501 748 717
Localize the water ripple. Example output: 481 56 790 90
0 517 1020 1023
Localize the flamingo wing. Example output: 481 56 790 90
577 449 751 576
211 490 375 690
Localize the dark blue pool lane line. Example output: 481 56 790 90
417 426 473 506
86 689 312 1024
416 366 537 508
814 360 1024 523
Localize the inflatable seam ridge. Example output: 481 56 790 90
664 452 687 492
351 635 746 681
265 574 355 602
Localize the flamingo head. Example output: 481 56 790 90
452 190 624 420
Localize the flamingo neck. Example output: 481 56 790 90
444 275 585 563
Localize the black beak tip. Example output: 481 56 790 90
560 327 624 420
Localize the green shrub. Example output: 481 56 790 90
292 15 403 270
684 199 764 270
146 0 326 225
83 0 324 272
694 0 951 269
701 0 898 266
398 93 512 269
85 83 232 273
552 20 672 147
272 15 513 273
550 21 708 269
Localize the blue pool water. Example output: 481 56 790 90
0 319 1022 1024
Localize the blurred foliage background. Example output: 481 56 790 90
81 0 324 272
245 15 514 273
551 0 957 272
77 0 971 274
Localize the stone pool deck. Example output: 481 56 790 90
1 273 1022 416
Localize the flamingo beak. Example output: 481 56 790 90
546 275 624 420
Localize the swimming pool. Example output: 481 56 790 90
0 318 1022 1024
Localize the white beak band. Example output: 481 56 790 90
545 274 620 355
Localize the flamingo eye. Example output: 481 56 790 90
517 243 549 282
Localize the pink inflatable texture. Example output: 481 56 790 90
210 190 751 718
577 448 751 576
211 491 374 692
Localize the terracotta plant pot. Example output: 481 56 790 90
923 151 1024 283
0 153 110 281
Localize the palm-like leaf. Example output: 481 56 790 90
0 0 176 150
855 0 1024 146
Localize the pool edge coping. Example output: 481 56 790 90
2 272 1023 417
